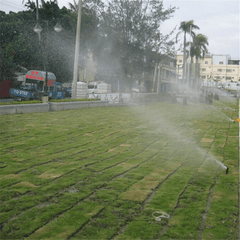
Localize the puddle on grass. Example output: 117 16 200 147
10 215 19 221
36 202 51 208
68 188 79 193
12 196 22 201
9 211 25 221
65 186 79 193
61 186 79 194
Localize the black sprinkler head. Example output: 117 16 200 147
226 167 229 174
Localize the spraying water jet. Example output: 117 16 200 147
219 162 229 174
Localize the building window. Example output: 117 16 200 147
179 60 182 63
201 76 206 79
226 69 232 72
201 68 206 71
205 61 208 64
219 61 223 64
217 69 222 72
226 77 231 80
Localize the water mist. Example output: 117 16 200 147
129 100 230 175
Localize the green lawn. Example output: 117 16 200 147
0 96 239 239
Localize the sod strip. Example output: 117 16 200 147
114 166 194 240
71 151 188 239
73 126 208 239
162 112 238 239
0 99 238 239
0 129 140 183
25 201 104 239
0 127 124 166
0 125 114 155
2 142 163 237
202 121 239 239
114 143 208 239
197 120 233 239
4 133 184 238
0 137 146 223
109 112 231 239
0 135 163 231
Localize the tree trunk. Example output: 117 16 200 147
182 32 186 83
190 57 194 87
195 57 199 90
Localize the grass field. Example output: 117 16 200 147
0 97 239 239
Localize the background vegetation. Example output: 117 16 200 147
0 0 177 91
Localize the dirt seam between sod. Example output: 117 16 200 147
19 139 162 238
109 121 212 240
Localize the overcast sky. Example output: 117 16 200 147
1 0 239 59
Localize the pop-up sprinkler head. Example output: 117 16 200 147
226 167 229 174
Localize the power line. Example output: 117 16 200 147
2 0 25 8
0 0 26 12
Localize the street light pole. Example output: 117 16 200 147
33 20 63 92
45 20 49 93
72 0 83 99
186 25 192 87
177 64 180 87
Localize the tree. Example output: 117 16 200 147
95 0 177 90
0 0 101 84
190 34 208 88
69 0 78 12
176 20 199 82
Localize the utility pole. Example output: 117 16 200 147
186 25 192 87
157 63 161 93
36 0 41 43
72 0 82 99
152 63 157 92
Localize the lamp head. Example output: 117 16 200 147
54 22 63 33
33 22 43 34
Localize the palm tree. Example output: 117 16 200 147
176 20 199 82
69 0 78 13
22 0 39 20
190 34 209 88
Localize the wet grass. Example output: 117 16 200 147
49 98 100 102
0 100 42 105
0 96 239 239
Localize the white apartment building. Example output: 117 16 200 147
176 54 240 82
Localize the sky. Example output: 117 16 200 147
1 0 239 59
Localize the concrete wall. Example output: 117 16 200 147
49 101 109 112
0 103 49 115
0 93 161 115
0 101 109 115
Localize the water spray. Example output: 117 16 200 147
212 157 229 174
221 163 229 174
227 117 235 123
